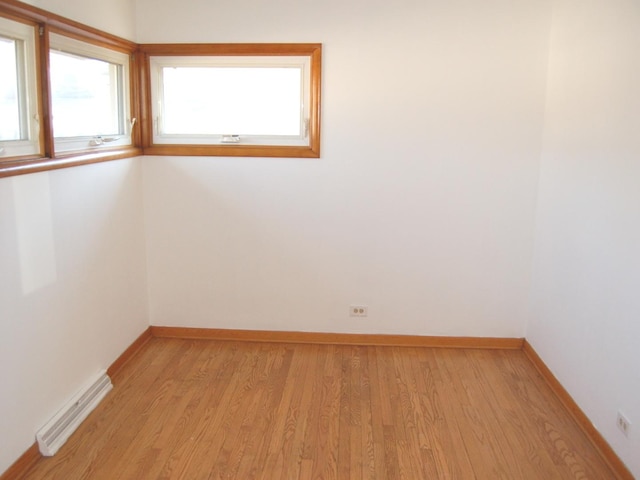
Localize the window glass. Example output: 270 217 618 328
50 51 122 138
161 66 302 136
0 16 40 158
49 33 131 153
0 36 21 141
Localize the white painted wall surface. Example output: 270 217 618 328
527 0 640 476
140 0 552 337
0 159 148 473
0 1 140 473
19 0 135 40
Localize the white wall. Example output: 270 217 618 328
139 0 552 337
0 159 148 473
20 0 136 40
527 0 640 476
0 1 143 473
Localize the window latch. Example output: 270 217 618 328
90 136 120 146
221 134 241 144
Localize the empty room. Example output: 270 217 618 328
0 0 638 478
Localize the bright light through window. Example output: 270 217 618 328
49 50 122 138
161 66 302 136
0 15 39 158
0 35 21 141
148 50 319 152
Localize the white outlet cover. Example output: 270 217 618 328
349 305 368 317
617 411 631 437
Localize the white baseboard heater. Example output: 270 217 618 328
36 370 113 456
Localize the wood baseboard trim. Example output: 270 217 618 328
522 340 633 480
107 327 153 380
0 442 40 480
150 326 524 350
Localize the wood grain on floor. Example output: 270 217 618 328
21 338 619 479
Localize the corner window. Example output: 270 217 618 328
142 44 321 158
49 33 132 154
0 16 40 158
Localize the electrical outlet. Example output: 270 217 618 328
349 305 368 317
617 411 631 437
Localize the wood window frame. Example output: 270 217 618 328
0 0 322 178
48 32 134 153
0 0 141 178
138 43 322 159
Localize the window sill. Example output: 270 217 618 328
0 147 143 178
142 144 320 158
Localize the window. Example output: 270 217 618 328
152 56 308 145
49 33 132 154
1 1 320 177
143 44 322 158
0 36 20 140
0 15 40 158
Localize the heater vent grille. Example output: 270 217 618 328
36 370 113 456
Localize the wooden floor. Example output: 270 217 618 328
21 338 618 479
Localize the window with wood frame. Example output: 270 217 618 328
0 15 41 159
140 43 322 158
0 1 322 178
0 2 139 178
49 32 133 154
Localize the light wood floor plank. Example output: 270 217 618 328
20 338 621 480
473 350 561 480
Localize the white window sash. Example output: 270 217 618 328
149 55 311 147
